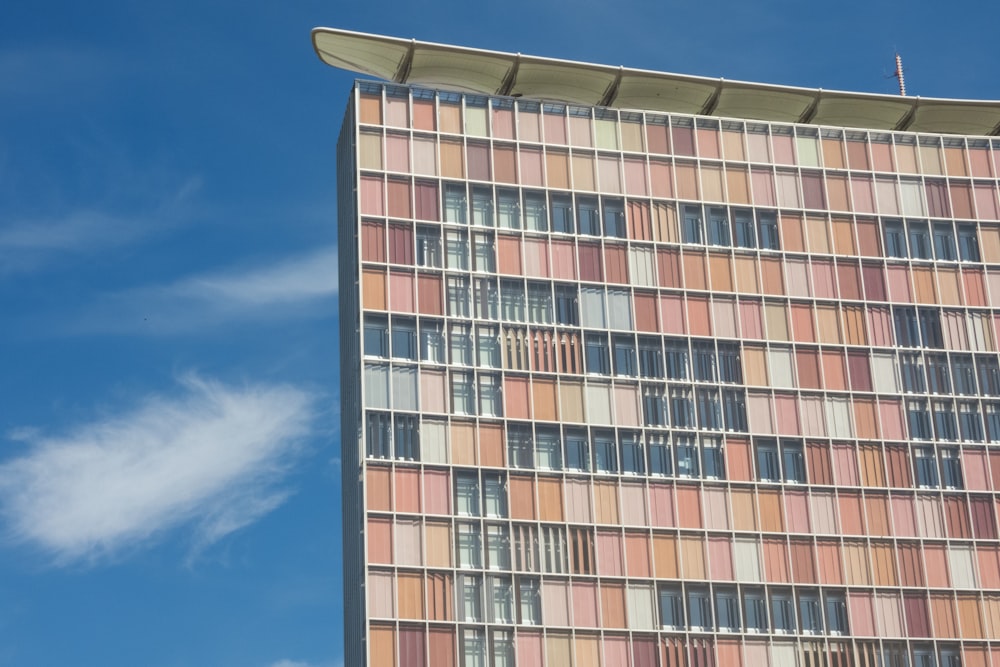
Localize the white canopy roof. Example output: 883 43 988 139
312 27 1000 137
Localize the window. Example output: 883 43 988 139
476 325 500 368
926 353 951 393
908 399 932 439
798 590 822 634
507 426 533 469
416 225 442 267
940 447 963 489
391 318 417 360
620 433 644 474
696 388 722 430
734 209 755 248
756 438 804 482
692 342 717 382
638 337 665 378
647 434 672 476
365 411 391 459
722 389 748 432
564 430 590 472
393 414 420 460
909 221 932 259
577 196 600 236
718 344 742 383
707 206 731 246
701 437 725 479
933 222 957 260
912 647 935 667
782 440 805 482
555 285 579 325
715 588 741 632
478 374 502 417
364 315 389 357
550 194 574 233
457 522 482 568
497 189 521 229
744 590 768 632
952 355 977 394
757 212 779 250
959 401 984 441
978 356 1000 395
523 192 547 232
450 324 473 366
490 630 514 667
825 593 848 634
593 432 618 473
447 277 471 317
756 439 780 482
517 577 541 625
458 574 483 622
918 308 943 347
613 335 637 376
893 307 921 347
643 385 668 427
670 387 695 428
535 428 561 470
487 576 513 623
665 341 689 379
900 352 926 392
659 586 684 630
483 474 507 517
420 320 445 363
687 587 713 631
914 446 939 487
486 524 510 570
988 403 1000 442
472 232 495 272
682 205 703 244
883 219 907 258
585 333 611 375
446 229 469 270
959 224 980 261
473 278 498 320
527 282 553 324
675 436 699 477
500 279 525 322
444 184 468 224
452 371 476 415
456 473 481 516
471 186 494 227
933 400 957 440
770 591 795 633
603 198 626 238
460 628 485 667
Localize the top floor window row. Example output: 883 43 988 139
357 86 1000 179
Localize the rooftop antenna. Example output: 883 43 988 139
893 52 907 96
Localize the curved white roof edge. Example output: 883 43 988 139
312 27 1000 138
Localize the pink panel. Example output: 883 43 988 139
747 393 774 434
924 546 950 588
750 169 776 207
848 592 876 636
598 156 622 193
620 483 649 526
648 484 676 527
649 160 673 199
523 238 551 278
543 113 566 144
978 547 1000 588
891 495 918 537
565 479 593 523
395 468 421 513
886 265 913 302
572 582 600 627
772 134 795 164
516 631 544 667
738 301 764 339
784 490 811 533
542 582 570 626
597 531 624 576
867 308 893 347
614 386 640 426
709 536 734 580
659 295 687 334
975 183 1000 220
550 240 577 280
810 261 837 299
878 400 905 440
361 176 385 216
386 134 410 173
492 108 514 139
832 444 860 486
423 470 451 515
504 377 530 420
519 147 544 186
964 450 990 491
775 394 801 435
389 272 415 312
624 159 649 196
420 371 446 413
603 636 629 666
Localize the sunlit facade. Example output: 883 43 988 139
326 28 1000 667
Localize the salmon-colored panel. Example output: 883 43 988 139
369 625 396 667
423 469 450 515
976 185 1000 221
532 378 558 422
599 583 627 628
822 137 846 169
652 533 678 578
733 256 760 294
682 252 707 291
829 176 852 214
885 447 912 489
676 486 703 529
856 218 881 256
760 258 784 295
861 263 887 301
898 542 925 587
840 306 867 346
912 266 937 304
846 140 870 170
687 296 712 337
659 294 687 335
387 178 413 219
363 269 388 311
428 628 455 667
395 468 421 514
790 304 816 344
972 496 998 539
762 537 790 583
425 522 452 568
503 376 530 420
605 244 628 284
491 107 513 139
958 595 984 639
367 466 392 511
708 254 733 292
550 240 578 281
572 635 598 667
764 302 789 340
477 423 504 468
836 261 862 301
389 270 415 313
362 221 387 263
519 147 544 187
397 573 425 619
806 217 832 254
815 307 842 346
795 349 821 389
493 145 517 184
625 532 652 578
750 168 775 207
450 422 476 466
838 492 865 535
649 484 676 528
842 540 871 586
886 265 912 302
597 531 624 577
509 475 536 520
438 103 461 133
865 494 891 537
757 489 784 533
417 274 442 315
964 269 987 308
746 392 773 434
544 150 570 190
361 176 386 217
831 218 857 255
538 477 564 522
925 544 950 588
709 536 734 580
680 536 706 579
593 480 620 525
657 248 682 288
790 539 817 583
780 214 805 252
634 292 659 332
676 162 699 200
931 594 959 638
368 517 393 564
848 592 876 636
578 243 602 282
497 235 523 276
877 400 905 440
936 266 962 306
775 394 800 435
807 443 833 485
816 540 843 584
978 547 1000 589
819 350 845 390
730 488 757 531
945 496 972 539
726 439 753 481
725 166 750 205
648 159 674 200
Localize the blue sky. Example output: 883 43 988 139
0 0 997 665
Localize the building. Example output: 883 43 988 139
315 27 1000 667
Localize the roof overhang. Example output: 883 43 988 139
312 27 1000 137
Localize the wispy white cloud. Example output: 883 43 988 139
72 247 338 335
0 374 318 565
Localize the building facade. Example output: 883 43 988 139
321 28 1000 667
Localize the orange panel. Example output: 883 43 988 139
367 466 392 511
538 477 565 522
509 474 536 520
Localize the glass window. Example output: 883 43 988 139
460 628 485 667
756 439 780 482
555 285 579 325
909 221 932 259
692 342 717 382
550 194 574 233
914 446 939 487
416 225 442 267
718 344 742 383
933 222 957 261
393 414 420 460
707 206 731 246
517 577 541 624
682 205 703 244
647 434 672 476
564 430 589 472
444 184 468 224
450 324 473 366
421 320 445 363
933 400 957 440
446 229 469 270
883 219 907 258
908 399 932 439
459 574 483 622
722 389 748 432
500 279 525 322
365 411 391 459
479 374 502 417
507 425 533 469
593 432 617 473
926 353 951 393
523 192 547 232
770 591 795 633
619 432 644 474
483 474 507 517
744 590 768 632
585 333 611 375
364 315 389 357
603 198 626 238
757 212 779 250
486 524 510 570
659 586 684 629
451 371 476 415
457 522 482 568
471 186 494 227
490 630 513 667
798 590 823 634
687 587 713 631
577 196 600 236
824 593 848 634
476 325 500 368
487 576 513 623
670 387 695 429
391 317 417 360
988 403 1000 442
665 341 690 380
613 335 637 376
447 277 471 317
535 428 561 470
959 401 984 442
782 440 805 483
893 307 920 347
696 388 722 430
472 232 496 272
675 436 699 477
638 337 665 378
734 209 756 248
952 355 977 394
527 282 553 324
642 385 668 427
959 224 980 261
715 588 741 632
940 447 963 489
474 278 498 320
900 352 926 392
456 473 481 516
701 437 725 479
497 189 521 229
978 356 1000 395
